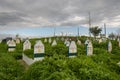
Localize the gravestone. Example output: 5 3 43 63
0 40 2 43
85 39 89 46
98 38 102 43
23 40 31 51
87 41 93 56
69 41 77 57
61 37 64 41
44 38 47 43
66 40 70 47
49 38 52 43
8 40 16 52
16 38 20 44
7 40 11 45
52 39 57 46
77 40 81 45
117 38 119 42
34 40 44 61
108 41 112 53
119 41 120 47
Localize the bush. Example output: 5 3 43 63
24 49 34 59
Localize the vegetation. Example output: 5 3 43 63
89 26 102 38
0 36 120 80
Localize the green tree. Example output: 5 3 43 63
108 33 116 40
89 26 102 38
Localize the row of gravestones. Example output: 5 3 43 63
7 38 120 57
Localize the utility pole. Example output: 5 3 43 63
104 23 106 38
77 27 79 40
88 12 91 37
54 27 56 37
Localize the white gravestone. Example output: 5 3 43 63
64 39 67 44
0 40 2 43
16 38 20 44
52 40 57 46
85 39 89 46
108 41 112 53
44 38 47 43
23 40 31 51
49 38 52 43
66 41 70 47
119 41 120 47
87 41 93 56
34 40 45 61
117 38 119 42
8 40 16 52
7 40 11 45
69 41 77 57
77 40 81 45
98 39 102 43
61 37 64 41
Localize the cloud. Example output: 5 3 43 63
0 0 120 30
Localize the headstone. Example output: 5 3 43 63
69 41 77 57
77 40 81 45
16 38 20 44
52 40 57 46
108 41 112 53
49 38 52 43
66 41 70 47
44 38 47 43
0 40 2 43
87 41 93 56
7 40 11 45
23 40 31 51
34 40 44 61
117 38 120 42
119 41 120 47
98 38 102 43
8 40 16 52
85 39 89 46
61 37 64 41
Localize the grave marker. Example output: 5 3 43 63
49 38 52 43
52 40 57 46
61 37 64 41
85 39 89 46
87 41 93 56
77 40 81 45
8 40 16 52
119 40 120 47
23 40 31 51
16 38 20 44
69 41 77 57
98 38 102 43
0 40 2 43
108 41 112 53
7 40 11 45
66 40 70 47
34 40 44 60
44 38 47 43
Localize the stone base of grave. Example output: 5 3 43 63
22 53 44 65
8 48 15 52
68 53 76 57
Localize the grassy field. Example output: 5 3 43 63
0 36 120 80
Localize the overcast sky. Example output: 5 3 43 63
0 0 120 37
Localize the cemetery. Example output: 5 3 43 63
0 35 120 80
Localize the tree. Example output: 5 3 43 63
108 33 116 40
89 26 102 38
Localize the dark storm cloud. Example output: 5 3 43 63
0 0 120 28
